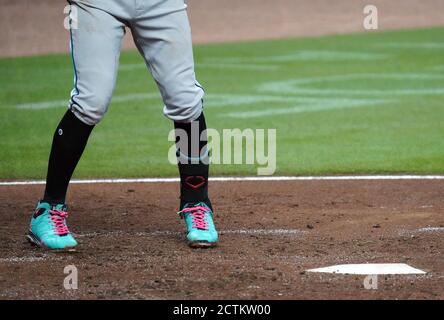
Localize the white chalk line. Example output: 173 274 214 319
410 227 444 233
207 50 389 63
376 42 444 49
0 255 65 263
398 226 444 237
222 72 443 117
258 73 444 96
198 62 280 71
15 92 162 110
77 229 306 239
15 93 380 112
14 93 296 110
431 65 444 71
417 227 444 233
227 98 388 118
205 94 304 108
1 175 444 186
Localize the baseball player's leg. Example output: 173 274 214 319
131 1 204 122
28 2 126 250
130 1 217 247
67 1 126 126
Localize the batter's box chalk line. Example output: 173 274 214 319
76 229 307 238
398 226 444 236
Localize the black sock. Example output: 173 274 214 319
174 112 211 210
43 110 94 204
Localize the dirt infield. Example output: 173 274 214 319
2 0 444 57
0 180 442 299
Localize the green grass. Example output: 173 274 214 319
1 27 444 179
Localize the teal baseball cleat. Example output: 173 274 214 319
27 201 78 250
178 202 218 248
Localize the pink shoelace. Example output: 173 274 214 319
180 206 209 230
48 209 70 235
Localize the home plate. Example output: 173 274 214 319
306 263 426 275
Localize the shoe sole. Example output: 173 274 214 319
188 240 218 248
26 232 77 252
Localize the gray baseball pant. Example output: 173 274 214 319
68 0 204 125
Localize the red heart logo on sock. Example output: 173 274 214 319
185 176 206 189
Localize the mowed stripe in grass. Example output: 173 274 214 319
0 27 443 179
